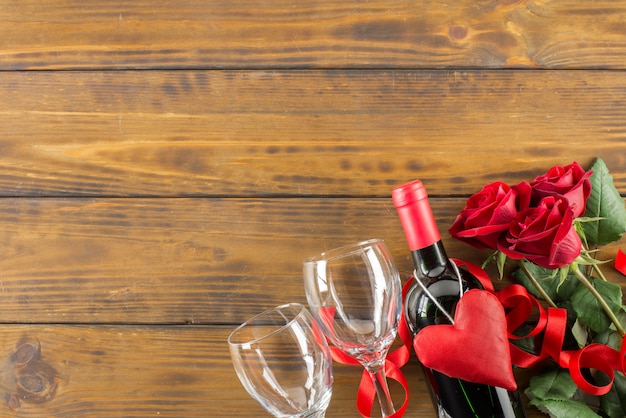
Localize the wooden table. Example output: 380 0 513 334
1 1 625 416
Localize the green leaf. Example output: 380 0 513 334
481 251 506 279
528 369 579 401
512 262 578 302
599 371 626 418
530 399 601 418
527 369 602 417
595 328 620 348
607 308 626 336
571 318 589 347
510 327 536 353
496 251 507 280
582 157 626 246
571 276 623 333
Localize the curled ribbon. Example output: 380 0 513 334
454 258 626 397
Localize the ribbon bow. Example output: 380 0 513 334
319 304 412 416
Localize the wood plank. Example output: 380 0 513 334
0 197 623 325
0 324 357 416
3 2 621 417
0 324 542 417
1 70 626 197
2 1 626 70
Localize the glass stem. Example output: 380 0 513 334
368 365 396 417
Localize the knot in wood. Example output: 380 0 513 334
3 337 59 410
12 339 41 366
16 361 58 403
449 25 468 41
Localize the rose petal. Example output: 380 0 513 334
616 249 626 276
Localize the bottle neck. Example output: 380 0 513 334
392 180 440 251
411 240 449 278
392 179 449 277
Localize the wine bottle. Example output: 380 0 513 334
392 179 526 418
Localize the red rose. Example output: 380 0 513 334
530 162 592 218
449 181 531 250
498 196 581 269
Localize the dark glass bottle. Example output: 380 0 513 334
392 179 526 418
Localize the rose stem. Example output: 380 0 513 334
591 263 608 281
518 261 558 308
580 244 608 282
570 266 625 338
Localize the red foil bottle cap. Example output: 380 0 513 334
392 180 441 250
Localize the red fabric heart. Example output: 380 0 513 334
413 289 517 391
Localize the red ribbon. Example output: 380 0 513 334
496 284 626 396
323 255 626 416
455 258 626 397
317 306 410 417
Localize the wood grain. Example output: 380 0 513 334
2 1 626 70
0 325 543 417
0 197 623 326
1 70 625 197
2 1 625 416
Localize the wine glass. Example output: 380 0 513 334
303 239 402 417
228 303 334 417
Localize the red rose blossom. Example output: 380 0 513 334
498 195 582 269
449 181 531 250
530 162 592 218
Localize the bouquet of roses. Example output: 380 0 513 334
449 157 626 417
